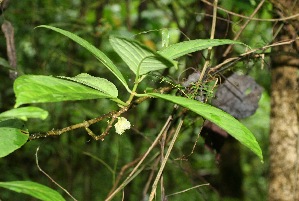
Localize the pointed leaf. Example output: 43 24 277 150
59 73 118 98
110 36 175 75
147 93 263 161
158 39 247 59
0 57 12 69
0 107 48 121
0 127 28 158
14 75 113 108
0 181 65 201
36 25 128 90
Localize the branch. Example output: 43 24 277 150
222 0 266 57
148 119 183 201
198 0 218 82
201 0 299 22
29 87 172 141
35 147 78 201
209 37 299 73
105 116 173 201
1 20 18 79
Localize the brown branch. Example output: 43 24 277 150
201 0 299 22
35 147 78 201
209 37 299 73
29 103 131 140
0 0 10 15
29 87 172 141
107 155 143 196
222 0 266 57
29 110 117 140
105 116 173 201
1 20 18 79
84 106 128 141
149 119 183 201
142 157 160 199
199 0 218 83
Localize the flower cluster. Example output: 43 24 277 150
114 117 131 135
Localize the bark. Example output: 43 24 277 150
268 1 299 200
0 0 10 15
1 20 18 79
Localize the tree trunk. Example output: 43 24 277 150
268 1 299 200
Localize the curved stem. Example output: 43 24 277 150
126 56 154 104
111 98 128 107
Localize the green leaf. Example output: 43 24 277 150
0 107 48 121
36 25 128 90
14 75 113 108
59 73 118 98
0 119 25 129
147 93 263 161
0 181 65 201
158 39 247 59
0 127 28 158
0 57 12 69
110 36 175 75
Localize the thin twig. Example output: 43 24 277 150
198 0 218 82
107 155 143 196
142 157 160 199
223 0 265 57
177 124 204 160
195 12 234 24
35 147 78 201
201 0 299 22
166 183 210 197
83 152 115 175
29 87 172 141
149 120 183 201
210 37 299 73
105 116 173 201
160 121 167 201
129 116 172 180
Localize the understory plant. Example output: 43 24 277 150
0 25 263 201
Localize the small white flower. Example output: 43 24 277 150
114 117 131 135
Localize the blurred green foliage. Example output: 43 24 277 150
0 0 272 200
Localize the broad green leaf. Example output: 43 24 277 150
0 127 28 158
110 36 175 75
14 75 113 108
36 25 128 90
147 93 263 161
59 73 118 98
0 119 25 129
0 181 65 201
0 107 48 121
158 39 247 59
